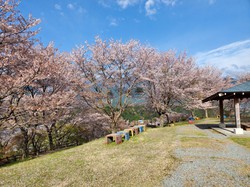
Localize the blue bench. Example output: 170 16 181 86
117 131 130 141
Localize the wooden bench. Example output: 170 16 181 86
134 125 144 133
139 125 146 131
117 131 130 141
132 126 139 135
124 128 136 137
242 123 250 131
105 134 122 144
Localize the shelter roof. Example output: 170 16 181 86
202 81 250 102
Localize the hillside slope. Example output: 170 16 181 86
0 127 178 187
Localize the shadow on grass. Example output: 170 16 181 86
0 157 35 168
0 144 80 168
195 124 219 130
195 123 236 130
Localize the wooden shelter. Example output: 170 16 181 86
202 81 250 134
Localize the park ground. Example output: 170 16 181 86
0 118 250 187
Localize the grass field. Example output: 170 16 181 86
230 137 250 149
1 118 249 187
0 125 179 187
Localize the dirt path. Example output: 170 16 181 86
163 124 250 187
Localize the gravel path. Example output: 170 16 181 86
163 125 250 187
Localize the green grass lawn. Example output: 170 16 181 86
0 127 179 187
2 118 244 187
174 118 220 126
230 137 250 149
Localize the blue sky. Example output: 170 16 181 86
19 0 250 76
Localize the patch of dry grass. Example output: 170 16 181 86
238 164 250 179
0 127 178 187
180 137 225 150
230 137 250 149
178 127 207 137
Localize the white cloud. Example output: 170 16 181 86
66 3 86 14
78 6 86 14
161 0 177 6
145 0 177 16
110 18 118 26
107 17 119 26
54 4 61 10
67 3 75 10
99 0 112 8
112 0 177 17
116 0 139 9
107 17 125 26
195 40 250 76
145 0 157 16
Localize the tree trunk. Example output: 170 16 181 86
190 111 194 117
205 109 208 118
31 135 38 156
20 127 29 159
48 130 54 150
111 121 117 134
111 111 122 133
165 113 170 124
160 114 166 127
45 125 54 150
30 127 39 156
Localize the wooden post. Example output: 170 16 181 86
205 109 208 118
234 97 241 128
234 97 243 134
219 99 224 127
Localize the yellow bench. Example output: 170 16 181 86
124 128 136 137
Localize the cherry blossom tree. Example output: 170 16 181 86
72 37 154 132
22 43 79 151
195 66 230 117
238 73 250 83
145 51 233 120
143 51 204 122
0 0 40 124
0 0 42 158
144 51 229 120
